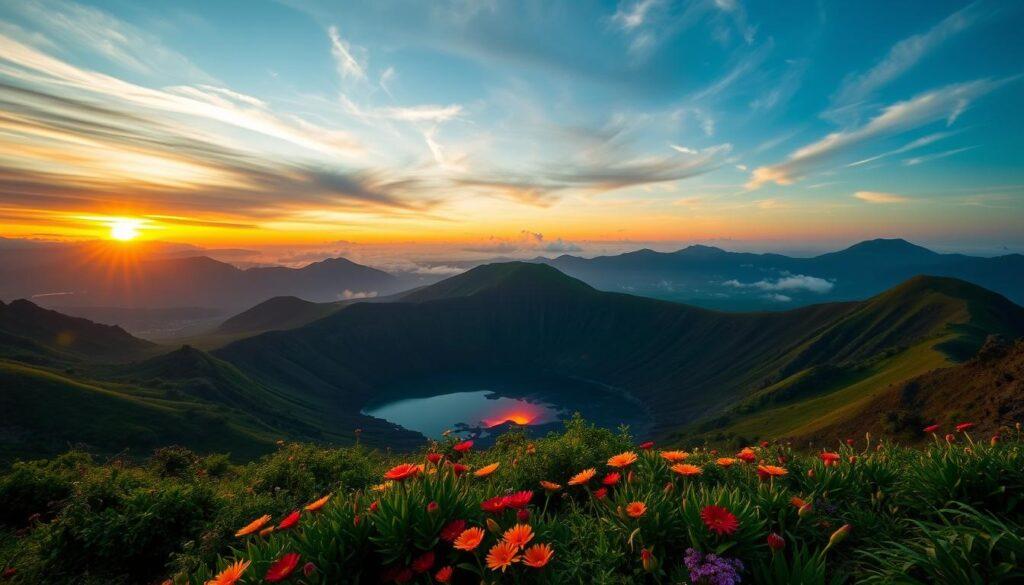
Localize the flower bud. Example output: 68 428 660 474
427 501 439 514
517 508 530 522
640 548 657 572
807 468 815 478
990 435 1000 447
826 524 851 550
303 562 317 576
945 433 956 443
798 503 813 518
767 533 785 552
486 518 501 535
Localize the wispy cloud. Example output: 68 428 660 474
902 145 978 166
853 191 910 204
846 131 956 167
827 2 985 119
328 26 366 81
747 79 1006 189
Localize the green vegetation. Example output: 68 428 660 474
1 417 1021 584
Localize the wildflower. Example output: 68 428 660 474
440 519 466 542
639 441 655 450
683 548 744 585
820 452 841 467
640 548 657 572
369 500 379 513
521 543 554 568
568 468 597 485
426 453 443 464
474 462 500 478
411 551 435 573
486 541 521 572
955 422 975 432
660 450 690 462
258 526 275 537
991 435 1000 446
502 523 534 549
432 565 452 581
761 440 770 448
671 463 703 476
737 447 756 463
265 553 300 583
454 527 486 551
303 562 316 577
434 566 453 583
923 423 940 433
517 508 531 522
540 480 562 492
945 433 956 443
790 496 807 509
826 524 852 550
453 440 474 452
767 533 785 552
846 438 855 446
607 451 639 468
304 493 331 512
206 560 250 585
798 503 813 518
371 482 393 492
234 514 271 537
500 490 532 509
602 472 621 486
626 501 647 518
716 457 738 467
277 510 300 530
756 465 787 481
700 505 740 536
481 496 507 513
384 463 420 481
450 463 469 476
526 443 537 454
593 487 608 500
426 501 439 514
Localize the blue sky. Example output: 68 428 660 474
0 0 1022 257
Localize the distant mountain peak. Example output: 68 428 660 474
839 238 936 256
402 262 594 302
675 244 729 256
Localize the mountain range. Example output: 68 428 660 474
534 238 1024 310
2 260 1023 461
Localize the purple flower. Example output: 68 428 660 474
684 548 744 585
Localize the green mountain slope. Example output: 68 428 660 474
0 299 153 361
217 264 1024 445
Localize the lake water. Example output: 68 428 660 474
361 374 651 443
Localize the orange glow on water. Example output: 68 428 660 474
483 406 546 428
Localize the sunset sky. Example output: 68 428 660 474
0 0 1022 259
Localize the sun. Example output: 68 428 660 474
109 219 141 241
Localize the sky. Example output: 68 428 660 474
0 0 1022 261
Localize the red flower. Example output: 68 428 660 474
440 519 466 542
453 440 474 452
737 447 756 463
767 533 785 552
502 490 533 509
369 500 379 513
265 553 300 582
700 505 739 536
845 438 855 446
517 508 530 522
277 510 300 531
435 566 454 583
923 424 940 433
426 453 443 464
819 452 841 466
760 440 770 448
639 441 655 450
303 562 317 577
411 551 435 573
602 472 621 486
593 487 608 500
450 463 469 477
481 496 507 513
384 463 420 481
426 501 439 513
955 422 975 432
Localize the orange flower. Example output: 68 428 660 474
716 457 738 467
568 468 597 486
502 523 534 549
539 480 562 492
607 451 639 468
258 526 275 537
454 527 486 551
474 462 500 478
384 463 421 481
206 560 250 585
670 463 703 476
790 496 807 509
304 493 331 512
660 450 690 462
486 541 521 572
234 514 271 537
737 447 756 463
625 501 647 518
521 543 554 568
757 465 787 480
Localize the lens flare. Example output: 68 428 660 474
109 219 141 241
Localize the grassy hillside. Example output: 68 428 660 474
1 419 1021 585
